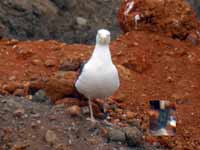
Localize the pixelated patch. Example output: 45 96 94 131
149 100 176 136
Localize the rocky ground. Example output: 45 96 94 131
1 96 162 150
0 0 200 150
0 0 122 44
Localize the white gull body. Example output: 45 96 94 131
75 29 120 122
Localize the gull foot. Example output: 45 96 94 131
102 120 113 127
86 117 98 124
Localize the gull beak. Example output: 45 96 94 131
100 35 107 44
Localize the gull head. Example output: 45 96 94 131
96 29 111 45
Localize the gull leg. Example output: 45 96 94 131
103 97 109 115
103 98 109 120
88 98 96 122
102 97 113 126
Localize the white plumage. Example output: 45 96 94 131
75 29 120 122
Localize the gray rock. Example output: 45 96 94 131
81 106 90 115
32 90 49 103
187 0 200 19
123 127 143 147
0 0 122 44
76 17 88 26
51 0 77 10
108 128 126 143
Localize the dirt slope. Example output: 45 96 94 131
118 0 200 40
0 28 199 149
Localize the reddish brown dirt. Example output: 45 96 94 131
112 31 200 150
0 28 200 149
118 0 200 40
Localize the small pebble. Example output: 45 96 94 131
45 130 58 145
13 108 25 118
66 105 81 117
108 128 126 143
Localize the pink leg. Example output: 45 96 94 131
88 98 96 122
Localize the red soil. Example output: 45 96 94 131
0 28 200 149
118 0 200 40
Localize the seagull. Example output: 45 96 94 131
75 29 120 122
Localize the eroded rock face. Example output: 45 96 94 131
118 0 200 40
0 0 121 44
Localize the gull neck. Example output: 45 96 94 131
91 43 112 63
